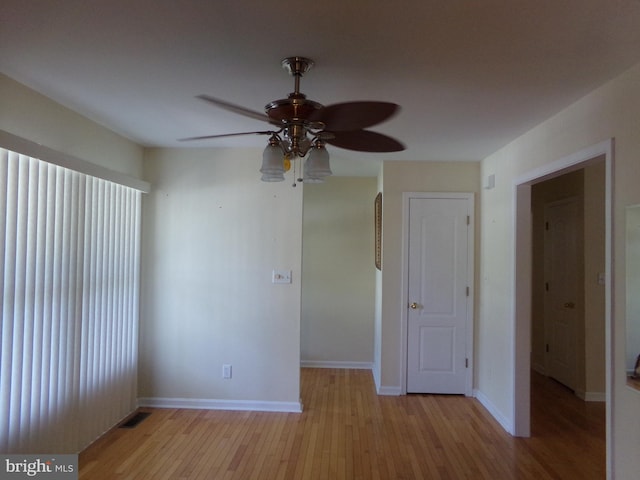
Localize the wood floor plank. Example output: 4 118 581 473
79 369 605 480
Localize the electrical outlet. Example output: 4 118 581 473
222 364 232 379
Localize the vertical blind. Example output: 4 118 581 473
0 147 141 453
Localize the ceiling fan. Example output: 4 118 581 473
180 56 404 183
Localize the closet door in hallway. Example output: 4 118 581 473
544 197 581 391
406 194 473 394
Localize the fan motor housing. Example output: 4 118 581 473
265 96 323 123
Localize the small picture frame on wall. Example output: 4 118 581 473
375 192 382 270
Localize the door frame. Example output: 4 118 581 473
400 192 475 396
513 139 613 474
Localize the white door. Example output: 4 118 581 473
406 195 473 394
544 198 580 390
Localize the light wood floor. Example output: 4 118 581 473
79 368 605 479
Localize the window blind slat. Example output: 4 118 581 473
30 161 49 452
1 153 18 452
22 157 40 451
0 151 9 452
11 155 29 452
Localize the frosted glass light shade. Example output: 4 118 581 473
304 145 331 183
260 143 285 182
261 172 285 182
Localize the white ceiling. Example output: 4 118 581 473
2 0 640 176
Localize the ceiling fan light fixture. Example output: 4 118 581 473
185 56 404 186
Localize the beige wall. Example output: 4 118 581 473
480 62 640 477
139 148 302 408
376 161 481 391
0 74 143 177
584 161 606 396
301 177 377 365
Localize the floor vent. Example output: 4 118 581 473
119 412 151 429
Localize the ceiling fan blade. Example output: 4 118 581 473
179 130 275 141
196 95 280 125
325 130 405 153
310 102 399 131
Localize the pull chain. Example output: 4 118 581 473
292 155 298 187
291 155 305 187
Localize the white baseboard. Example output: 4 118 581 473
531 362 546 375
138 397 303 413
377 385 402 396
367 364 400 395
575 390 606 402
300 360 374 370
473 389 514 435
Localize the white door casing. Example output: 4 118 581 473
513 139 612 454
403 193 474 395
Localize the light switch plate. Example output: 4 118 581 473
272 270 292 284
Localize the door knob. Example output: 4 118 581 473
563 302 576 309
409 302 419 309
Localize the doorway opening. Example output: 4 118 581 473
513 140 613 474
